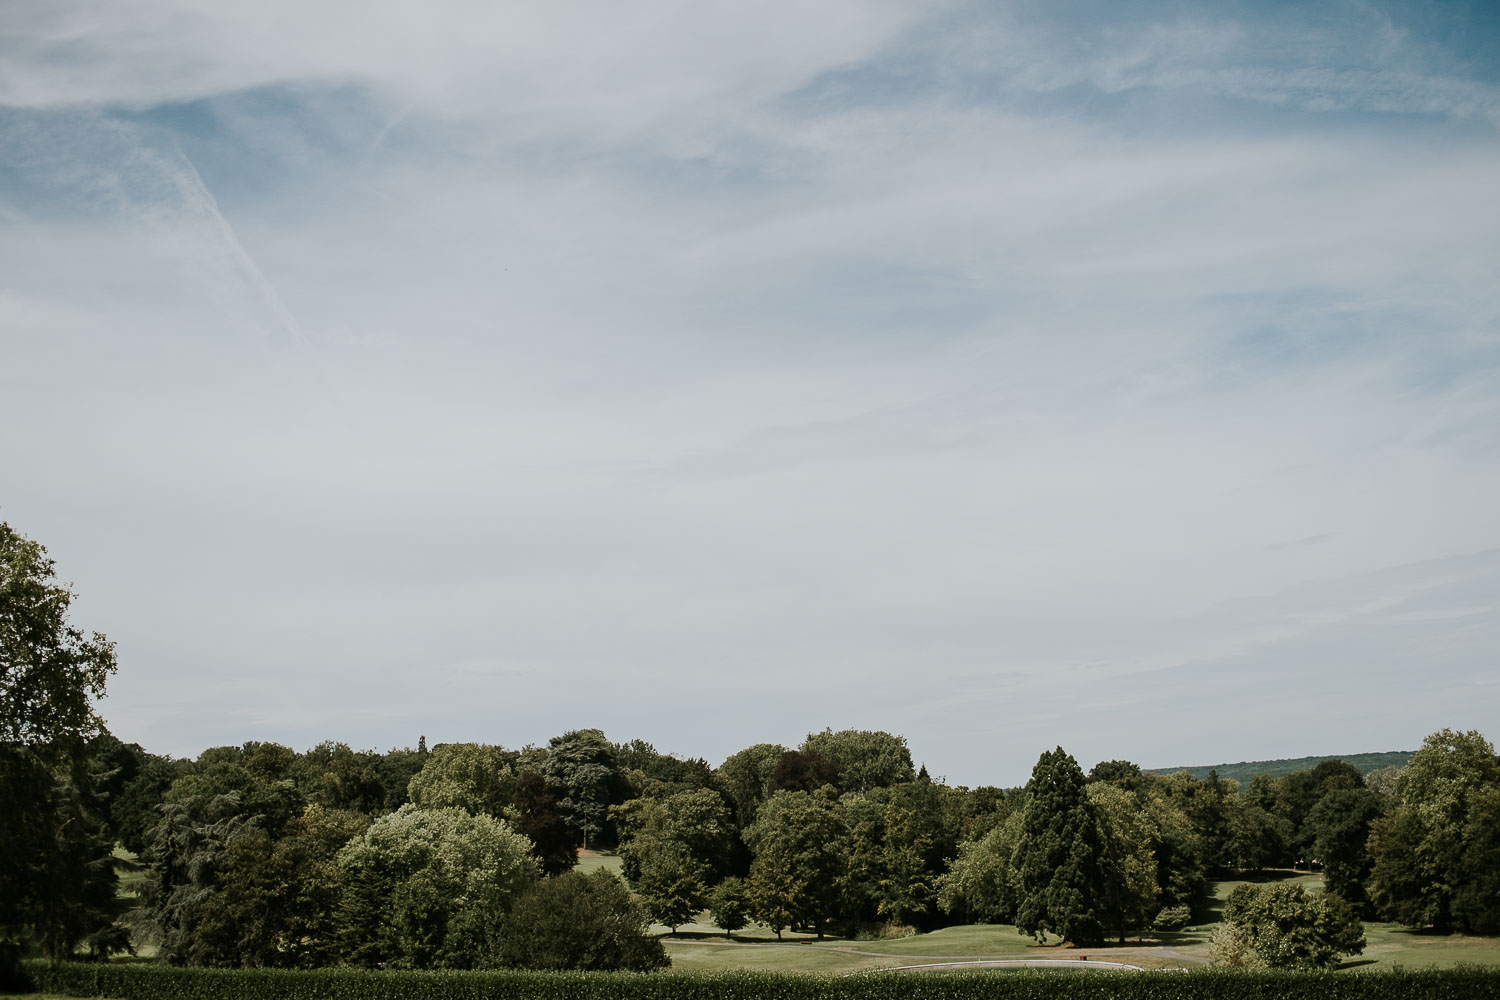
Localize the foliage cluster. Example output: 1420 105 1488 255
1210 881 1364 968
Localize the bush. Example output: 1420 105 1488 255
494 869 667 971
1214 882 1364 969
23 961 1500 1000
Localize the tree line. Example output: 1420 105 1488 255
3 519 1498 977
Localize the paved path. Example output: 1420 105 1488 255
849 957 1146 972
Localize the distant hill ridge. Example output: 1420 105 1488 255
1147 750 1414 783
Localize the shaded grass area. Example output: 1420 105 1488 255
573 850 624 878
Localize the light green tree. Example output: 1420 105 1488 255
336 805 538 968
1368 728 1499 932
1087 782 1160 942
936 809 1024 924
635 844 707 934
744 789 848 938
616 787 734 884
708 876 750 938
746 842 802 941
407 743 517 817
1212 881 1364 969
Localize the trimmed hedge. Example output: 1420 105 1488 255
21 960 1500 1000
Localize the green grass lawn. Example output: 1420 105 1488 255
658 872 1500 975
660 918 1185 974
573 850 624 878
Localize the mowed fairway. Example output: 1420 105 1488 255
662 923 1190 974
657 872 1500 975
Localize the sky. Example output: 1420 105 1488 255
3 0 1499 787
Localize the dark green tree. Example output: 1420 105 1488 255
542 729 624 849
800 729 914 793
494 869 667 971
1014 747 1106 946
1088 760 1143 788
1453 785 1500 934
614 738 719 795
142 792 253 965
766 749 842 795
374 744 426 811
0 521 121 978
875 775 955 926
635 845 707 934
716 742 786 828
292 742 387 813
507 770 577 875
1304 787 1384 910
188 804 368 967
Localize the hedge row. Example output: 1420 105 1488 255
22 960 1500 1000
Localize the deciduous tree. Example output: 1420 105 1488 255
1368 728 1499 932
800 729 914 794
744 790 848 938
0 521 120 978
406 743 516 817
494 870 667 971
708 876 750 938
335 805 538 968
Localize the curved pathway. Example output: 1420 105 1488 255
852 957 1146 972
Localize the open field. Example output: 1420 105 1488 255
658 871 1500 975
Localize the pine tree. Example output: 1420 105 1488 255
1014 747 1107 946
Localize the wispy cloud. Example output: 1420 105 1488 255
2 1 1497 782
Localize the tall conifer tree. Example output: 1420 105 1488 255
1015 747 1107 946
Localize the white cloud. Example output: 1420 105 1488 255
2 1 1498 782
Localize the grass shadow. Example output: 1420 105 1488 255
1152 930 1209 947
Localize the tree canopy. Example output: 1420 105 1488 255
0 521 121 978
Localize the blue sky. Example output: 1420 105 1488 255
3 1 1498 785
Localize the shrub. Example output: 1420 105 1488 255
494 869 667 971
1214 882 1364 969
23 961 1500 1000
